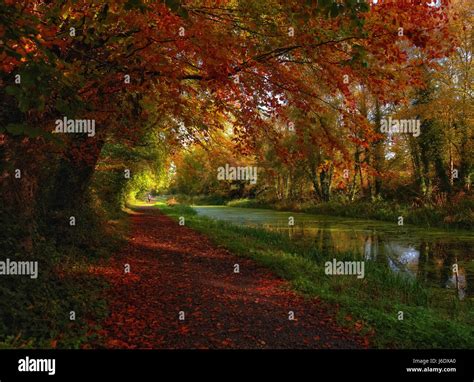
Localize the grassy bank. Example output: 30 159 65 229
155 202 474 349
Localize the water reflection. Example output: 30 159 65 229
195 206 473 299
293 227 471 299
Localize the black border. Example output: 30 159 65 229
0 349 472 381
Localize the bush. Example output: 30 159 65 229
0 192 124 348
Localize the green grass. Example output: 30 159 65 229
227 198 273 209
155 202 474 349
172 194 229 206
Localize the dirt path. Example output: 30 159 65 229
91 207 367 349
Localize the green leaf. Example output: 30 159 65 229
5 123 26 136
23 126 43 138
5 85 21 97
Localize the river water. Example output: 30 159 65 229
193 206 474 300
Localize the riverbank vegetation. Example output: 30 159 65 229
172 194 474 230
157 202 474 348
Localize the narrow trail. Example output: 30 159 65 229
90 206 367 349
